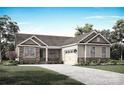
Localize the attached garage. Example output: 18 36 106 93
64 52 77 65
62 45 78 65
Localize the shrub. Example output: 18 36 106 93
96 59 101 65
90 60 97 65
2 60 18 66
122 60 124 64
84 61 91 66
110 60 118 65
6 51 17 60
58 60 64 64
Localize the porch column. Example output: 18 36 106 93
84 45 87 62
45 47 48 63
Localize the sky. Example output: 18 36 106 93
0 7 124 36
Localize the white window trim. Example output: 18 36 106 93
91 46 95 58
102 47 106 58
23 47 36 58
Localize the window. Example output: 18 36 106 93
102 47 106 58
24 47 36 58
74 49 77 53
91 47 95 57
64 49 77 54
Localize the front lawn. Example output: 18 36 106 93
82 65 124 74
0 65 82 85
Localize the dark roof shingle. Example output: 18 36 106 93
16 31 96 46
63 33 90 45
16 33 73 46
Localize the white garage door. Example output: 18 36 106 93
64 53 77 65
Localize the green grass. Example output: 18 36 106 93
0 65 83 85
82 65 124 74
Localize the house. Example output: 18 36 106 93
15 31 111 65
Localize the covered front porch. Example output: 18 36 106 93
17 45 62 64
16 35 62 64
40 47 62 64
18 46 62 64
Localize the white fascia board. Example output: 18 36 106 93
86 33 111 44
30 38 41 46
17 36 34 46
17 35 48 47
47 46 61 49
17 44 61 49
61 43 77 48
86 34 100 43
98 33 111 44
78 31 97 43
17 45 41 47
32 35 48 46
79 43 111 46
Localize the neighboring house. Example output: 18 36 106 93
15 31 111 65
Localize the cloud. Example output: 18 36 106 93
85 15 124 20
85 16 104 19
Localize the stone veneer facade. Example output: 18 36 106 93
19 46 40 64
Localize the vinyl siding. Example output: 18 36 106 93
86 45 110 58
89 35 109 44
78 45 85 58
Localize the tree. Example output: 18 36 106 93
112 19 124 61
75 23 93 36
100 29 112 42
110 43 121 60
0 15 19 62
112 19 124 42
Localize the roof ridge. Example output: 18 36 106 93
16 33 73 38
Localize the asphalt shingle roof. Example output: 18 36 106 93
16 31 95 46
63 33 90 45
16 33 73 46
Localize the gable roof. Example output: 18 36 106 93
16 31 110 47
86 33 111 44
63 31 97 45
17 35 47 47
16 33 73 46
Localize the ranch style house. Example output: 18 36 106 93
15 31 111 65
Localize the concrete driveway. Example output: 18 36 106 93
20 64 124 85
